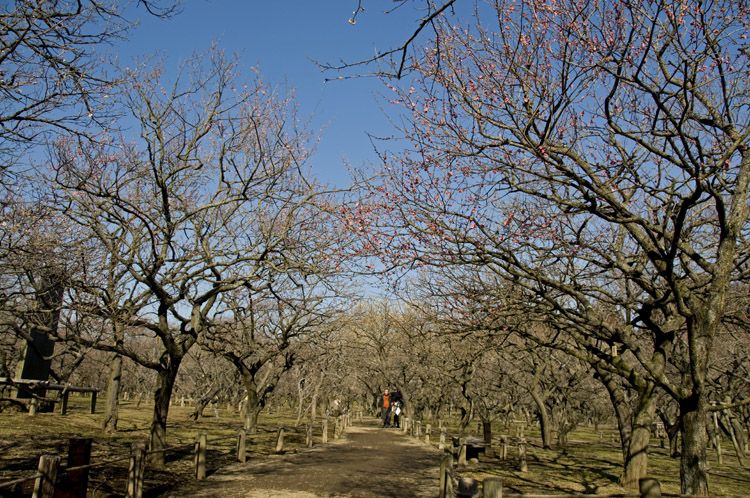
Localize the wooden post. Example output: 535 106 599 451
501 436 507 460
29 398 38 416
639 478 661 498
275 427 285 452
483 421 495 457
456 477 479 497
60 390 69 415
237 429 246 463
458 438 467 467
425 424 431 444
484 477 503 498
56 438 92 498
89 391 97 414
439 452 454 498
403 417 409 434
306 423 313 448
518 437 528 472
194 433 207 480
32 454 60 498
439 427 446 450
416 421 422 438
126 442 146 498
322 419 328 444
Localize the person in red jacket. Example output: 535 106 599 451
377 389 392 427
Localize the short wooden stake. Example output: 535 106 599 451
518 437 528 472
322 419 328 444
458 438 467 467
275 426 285 452
484 477 503 498
306 423 313 448
194 433 207 480
126 442 146 498
89 391 97 414
57 438 91 498
439 427 446 450
439 452 454 498
60 390 69 415
32 454 60 498
237 429 246 463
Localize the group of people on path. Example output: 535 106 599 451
377 388 403 428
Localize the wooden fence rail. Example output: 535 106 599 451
0 377 100 415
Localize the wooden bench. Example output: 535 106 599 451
451 436 489 461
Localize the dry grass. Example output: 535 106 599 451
445 424 750 497
0 396 311 497
1 400 748 497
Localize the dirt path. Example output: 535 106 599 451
163 418 443 498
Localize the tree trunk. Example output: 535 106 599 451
245 404 262 433
529 386 552 449
102 353 122 433
243 380 261 433
680 394 709 495
310 381 320 423
596 366 631 463
148 362 181 467
719 410 745 466
620 386 656 488
657 408 681 457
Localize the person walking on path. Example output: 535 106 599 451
391 390 404 428
378 388 392 427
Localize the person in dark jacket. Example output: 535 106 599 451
390 390 404 428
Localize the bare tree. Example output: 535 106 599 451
50 48 324 464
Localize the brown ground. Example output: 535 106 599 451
163 418 443 498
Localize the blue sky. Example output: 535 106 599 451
117 1 435 187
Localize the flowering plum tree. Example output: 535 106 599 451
352 1 750 494
0 0 177 166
